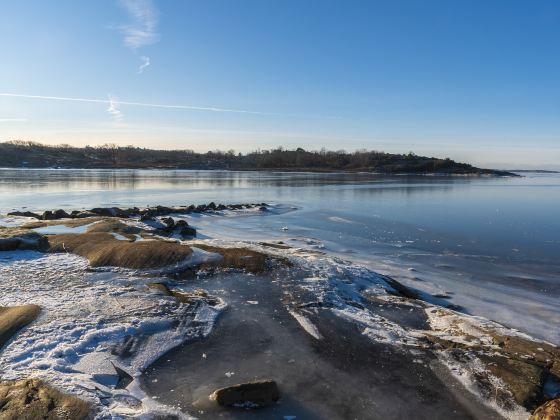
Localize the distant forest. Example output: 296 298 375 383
0 141 513 175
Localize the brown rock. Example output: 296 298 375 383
0 378 89 419
531 398 560 420
209 380 280 407
48 232 192 269
0 304 41 348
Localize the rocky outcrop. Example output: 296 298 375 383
209 380 280 407
531 398 560 420
0 379 90 419
6 203 268 221
0 228 49 252
0 304 41 349
48 233 192 269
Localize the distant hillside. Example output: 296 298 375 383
0 141 516 176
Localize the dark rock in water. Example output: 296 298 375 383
155 205 173 216
41 210 55 220
140 213 156 222
209 380 280 407
174 219 196 237
74 211 97 218
531 398 560 420
259 206 268 211
54 209 70 219
217 204 227 210
208 202 217 210
161 217 175 229
89 207 130 218
179 225 196 237
6 211 41 219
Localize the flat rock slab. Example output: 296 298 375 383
0 304 41 348
210 380 280 407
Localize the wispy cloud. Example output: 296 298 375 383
106 95 123 121
119 0 159 50
0 93 277 115
138 55 150 73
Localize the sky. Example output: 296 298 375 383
0 0 559 169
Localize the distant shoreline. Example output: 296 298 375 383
0 166 520 177
0 141 519 177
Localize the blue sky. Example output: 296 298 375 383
0 0 559 168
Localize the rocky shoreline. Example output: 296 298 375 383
0 203 558 419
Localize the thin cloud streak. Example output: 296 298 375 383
119 0 159 50
106 95 123 121
138 55 150 73
0 93 279 116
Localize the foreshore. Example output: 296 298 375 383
0 204 558 419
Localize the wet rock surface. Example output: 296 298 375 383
210 380 280 407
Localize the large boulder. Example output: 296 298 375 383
0 304 41 348
531 398 560 420
53 209 70 219
209 380 280 407
0 378 89 419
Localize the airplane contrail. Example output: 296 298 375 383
0 93 277 116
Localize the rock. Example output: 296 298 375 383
140 213 156 222
0 378 89 419
74 211 97 218
531 398 560 420
0 228 49 252
41 210 55 220
161 217 175 229
208 202 217 210
209 380 280 407
6 211 41 219
174 220 196 236
89 207 129 218
48 232 193 269
0 304 41 348
53 209 70 219
482 355 547 410
179 225 197 237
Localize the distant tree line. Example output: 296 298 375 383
0 140 508 175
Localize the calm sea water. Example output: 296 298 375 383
1 169 559 343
